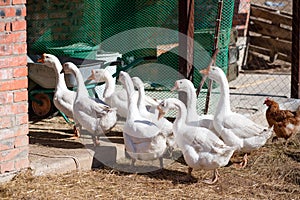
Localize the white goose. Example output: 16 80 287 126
172 79 214 129
88 69 159 118
62 62 117 146
157 98 235 184
119 71 167 168
200 66 273 167
131 76 176 150
37 53 78 136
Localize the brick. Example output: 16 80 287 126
13 43 27 55
0 128 15 141
0 124 28 140
0 91 13 104
0 146 28 162
13 101 28 114
0 44 12 56
11 19 26 31
0 102 28 116
14 90 27 102
16 146 28 159
0 21 5 31
0 7 14 17
0 55 27 68
15 113 28 125
0 160 15 173
18 6 26 17
14 157 29 171
0 116 13 129
0 78 28 91
0 0 11 6
0 68 13 79
0 137 15 151
0 21 13 32
0 7 26 18
13 66 27 77
13 0 26 5
0 148 19 162
14 124 28 137
14 135 28 147
0 104 13 115
0 31 26 44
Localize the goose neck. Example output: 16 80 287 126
51 63 68 90
184 86 199 122
215 75 231 116
137 84 148 113
103 74 115 98
172 100 187 132
123 77 139 120
72 67 89 97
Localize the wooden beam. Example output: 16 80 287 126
291 0 300 98
249 18 292 41
178 0 194 80
251 3 292 17
250 6 292 26
249 35 291 55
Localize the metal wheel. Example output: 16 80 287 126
30 93 54 118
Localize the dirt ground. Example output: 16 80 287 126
0 114 299 199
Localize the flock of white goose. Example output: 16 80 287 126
38 53 273 184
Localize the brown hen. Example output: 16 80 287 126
264 98 300 142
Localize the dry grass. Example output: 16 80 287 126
1 123 300 200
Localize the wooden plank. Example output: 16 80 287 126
278 53 292 63
249 35 291 55
248 45 291 63
251 3 292 17
178 0 194 106
291 0 300 98
249 45 270 56
249 18 292 41
251 6 292 26
178 0 194 80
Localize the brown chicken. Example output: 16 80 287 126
264 98 300 142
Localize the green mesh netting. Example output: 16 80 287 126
27 0 235 115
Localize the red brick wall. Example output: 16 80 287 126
232 0 251 36
0 0 29 174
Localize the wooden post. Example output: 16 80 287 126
178 0 195 105
291 0 300 98
178 0 195 80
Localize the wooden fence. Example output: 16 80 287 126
244 4 292 70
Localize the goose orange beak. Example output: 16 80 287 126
37 53 46 63
157 105 165 120
170 81 178 92
87 69 95 80
199 65 210 76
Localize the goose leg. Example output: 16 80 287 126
187 167 193 177
272 136 278 143
131 158 136 167
159 157 164 169
177 167 194 182
233 153 248 169
240 153 248 168
92 135 100 146
73 125 80 138
202 169 220 185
